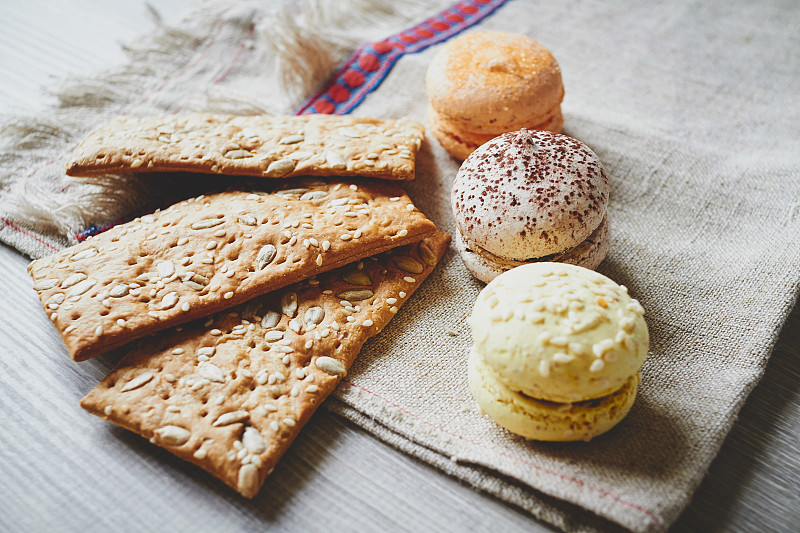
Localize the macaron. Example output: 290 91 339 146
467 262 649 441
426 31 564 160
452 128 609 283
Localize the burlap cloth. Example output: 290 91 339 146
2 1 798 531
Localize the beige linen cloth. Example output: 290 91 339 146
2 1 799 531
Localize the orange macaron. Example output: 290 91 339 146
426 31 564 160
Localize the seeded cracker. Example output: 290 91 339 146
80 232 450 498
66 113 425 181
28 178 438 361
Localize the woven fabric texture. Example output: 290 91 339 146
1 1 798 531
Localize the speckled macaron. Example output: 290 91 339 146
467 262 649 441
452 128 609 283
426 31 564 160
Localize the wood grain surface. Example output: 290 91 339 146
0 1 798 532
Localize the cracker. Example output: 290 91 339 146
65 113 425 181
80 232 450 498
28 178 438 361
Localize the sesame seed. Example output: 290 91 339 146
104 406 112 416
553 353 574 363
353 229 362 239
363 319 374 327
270 421 280 432
550 336 569 347
224 291 234 299
406 204 414 211
316 254 323 266
307 385 319 393
117 319 126 327
349 184 358 191
399 291 406 298
95 326 103 336
389 196 400 201
210 329 222 335
172 348 184 355
340 234 352 240
322 240 331 251
539 360 551 377
389 306 398 313
283 418 296 427
386 297 397 305
590 360 606 373
397 229 408 237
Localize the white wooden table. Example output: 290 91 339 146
1 1 797 531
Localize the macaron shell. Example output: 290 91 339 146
428 106 564 161
469 347 640 442
455 215 609 283
452 130 609 259
470 263 648 403
426 31 564 133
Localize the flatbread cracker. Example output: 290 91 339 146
80 232 450 498
28 178 438 361
66 113 425 181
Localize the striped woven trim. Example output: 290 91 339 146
77 0 508 241
296 0 508 115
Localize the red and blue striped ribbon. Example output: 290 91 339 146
296 0 509 115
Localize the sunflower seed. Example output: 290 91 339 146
213 410 249 427
256 244 277 269
238 213 257 226
71 248 98 261
336 289 374 302
199 362 225 383
46 293 66 306
418 241 437 266
315 356 346 377
264 330 284 342
299 190 328 201
120 371 154 392
225 149 253 159
304 306 325 327
109 284 129 297
278 134 304 145
265 158 296 177
261 310 280 329
156 260 175 279
281 292 298 317
154 425 191 446
191 218 225 230
325 151 346 169
181 272 209 290
237 464 259 498
33 278 60 290
288 317 303 333
158 292 179 310
243 427 267 454
60 273 87 289
68 278 96 298
343 271 372 286
393 256 423 274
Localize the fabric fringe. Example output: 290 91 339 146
0 0 451 249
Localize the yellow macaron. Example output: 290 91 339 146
467 262 649 441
